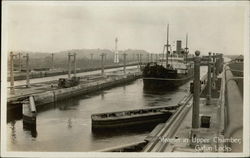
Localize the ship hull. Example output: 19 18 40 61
143 71 193 90
143 72 193 90
142 62 194 90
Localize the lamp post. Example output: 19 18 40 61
23 53 30 88
206 52 212 105
192 50 201 129
10 52 17 94
123 53 127 74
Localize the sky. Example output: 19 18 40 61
3 1 248 55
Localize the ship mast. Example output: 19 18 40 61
185 33 189 64
166 24 170 67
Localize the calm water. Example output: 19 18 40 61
7 67 207 152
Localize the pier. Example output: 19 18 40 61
7 66 142 110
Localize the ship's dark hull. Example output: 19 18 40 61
142 64 194 90
143 74 193 90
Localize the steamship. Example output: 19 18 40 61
143 25 194 90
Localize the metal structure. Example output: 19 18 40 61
155 54 158 62
51 53 54 70
114 37 119 63
184 34 189 64
191 50 201 129
160 24 171 66
212 53 216 90
23 53 30 88
140 54 143 68
18 52 22 72
206 52 212 105
166 24 170 66
90 53 93 66
9 52 17 94
101 53 106 75
137 53 140 70
68 53 76 78
123 53 127 74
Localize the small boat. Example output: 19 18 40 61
91 105 180 132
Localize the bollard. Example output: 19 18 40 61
206 52 212 105
191 50 201 129
123 53 127 74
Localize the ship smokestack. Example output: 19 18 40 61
176 40 182 54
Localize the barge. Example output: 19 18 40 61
91 105 180 132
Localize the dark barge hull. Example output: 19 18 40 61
91 106 179 132
92 112 172 132
143 73 193 90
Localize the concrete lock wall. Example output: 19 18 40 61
224 69 243 152
29 74 140 107
33 91 55 106
54 86 86 101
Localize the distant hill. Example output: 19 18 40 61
12 49 151 70
225 55 244 60
19 48 149 60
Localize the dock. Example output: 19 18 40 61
7 67 142 110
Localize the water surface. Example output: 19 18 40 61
7 67 207 151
